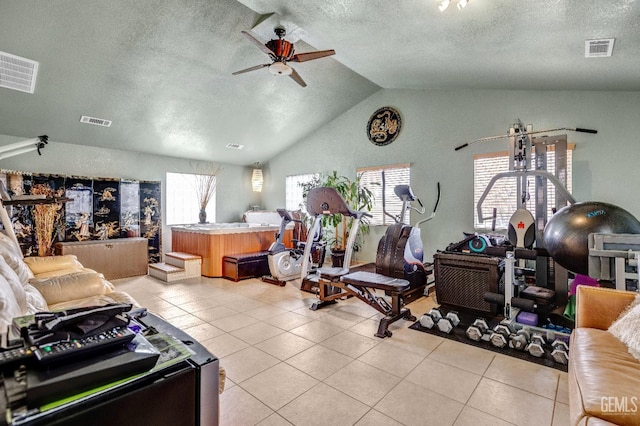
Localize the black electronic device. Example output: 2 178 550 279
24 304 132 347
0 346 36 370
2 313 220 426
26 341 159 408
33 326 135 366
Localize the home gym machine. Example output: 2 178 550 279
432 120 599 363
298 187 417 338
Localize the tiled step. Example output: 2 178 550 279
149 262 186 282
165 252 202 278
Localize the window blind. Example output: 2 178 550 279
357 164 411 225
473 150 572 229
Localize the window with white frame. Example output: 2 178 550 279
285 173 319 211
166 172 216 225
357 163 411 226
474 148 573 230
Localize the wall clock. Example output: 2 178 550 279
366 106 402 146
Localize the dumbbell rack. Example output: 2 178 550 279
415 305 570 370
474 252 571 364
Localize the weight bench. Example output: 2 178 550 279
311 269 416 338
303 187 416 338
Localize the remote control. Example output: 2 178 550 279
34 327 136 365
0 345 36 369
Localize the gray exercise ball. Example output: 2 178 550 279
543 201 640 275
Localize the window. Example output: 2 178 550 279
166 172 216 225
285 173 319 211
474 148 573 230
357 163 411 225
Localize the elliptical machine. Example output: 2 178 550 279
377 173 441 302
263 208 324 286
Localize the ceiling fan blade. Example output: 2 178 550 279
289 68 307 87
240 30 276 58
232 63 270 75
291 49 336 63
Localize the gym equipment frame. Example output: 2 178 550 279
300 187 416 338
588 233 640 291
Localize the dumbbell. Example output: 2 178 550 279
490 321 515 348
466 318 490 342
509 328 531 351
551 340 569 364
437 311 461 334
525 333 546 357
419 308 443 329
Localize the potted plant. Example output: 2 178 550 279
300 171 375 267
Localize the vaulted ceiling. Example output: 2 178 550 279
0 0 637 165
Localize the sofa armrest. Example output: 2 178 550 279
24 255 84 276
576 286 637 330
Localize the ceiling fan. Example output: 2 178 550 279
232 26 336 87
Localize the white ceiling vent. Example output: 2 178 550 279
225 143 245 150
585 39 615 58
80 115 112 127
0 51 39 93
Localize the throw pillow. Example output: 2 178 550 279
0 274 23 329
0 231 22 258
24 284 48 312
0 250 34 285
608 294 640 360
0 255 26 311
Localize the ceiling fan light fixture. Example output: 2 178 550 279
438 0 451 12
268 61 292 76
457 0 469 10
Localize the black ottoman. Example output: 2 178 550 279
222 252 270 282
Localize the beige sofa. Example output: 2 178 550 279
569 286 640 426
0 231 138 331
0 232 226 397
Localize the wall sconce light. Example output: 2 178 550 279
438 0 469 12
251 167 263 192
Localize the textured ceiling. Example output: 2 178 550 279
0 0 638 165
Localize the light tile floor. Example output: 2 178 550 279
114 275 570 426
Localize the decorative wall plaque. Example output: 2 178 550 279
366 106 402 146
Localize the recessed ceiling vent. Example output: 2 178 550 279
585 39 615 58
225 143 245 150
0 51 39 93
80 115 112 127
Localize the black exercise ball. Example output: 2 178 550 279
543 201 640 275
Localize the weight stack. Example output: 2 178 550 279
433 252 502 314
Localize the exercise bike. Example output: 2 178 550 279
263 209 324 286
378 173 441 301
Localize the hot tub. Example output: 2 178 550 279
171 222 275 234
171 222 292 277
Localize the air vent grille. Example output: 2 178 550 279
585 39 614 58
80 115 112 127
0 51 39 93
225 143 245 150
